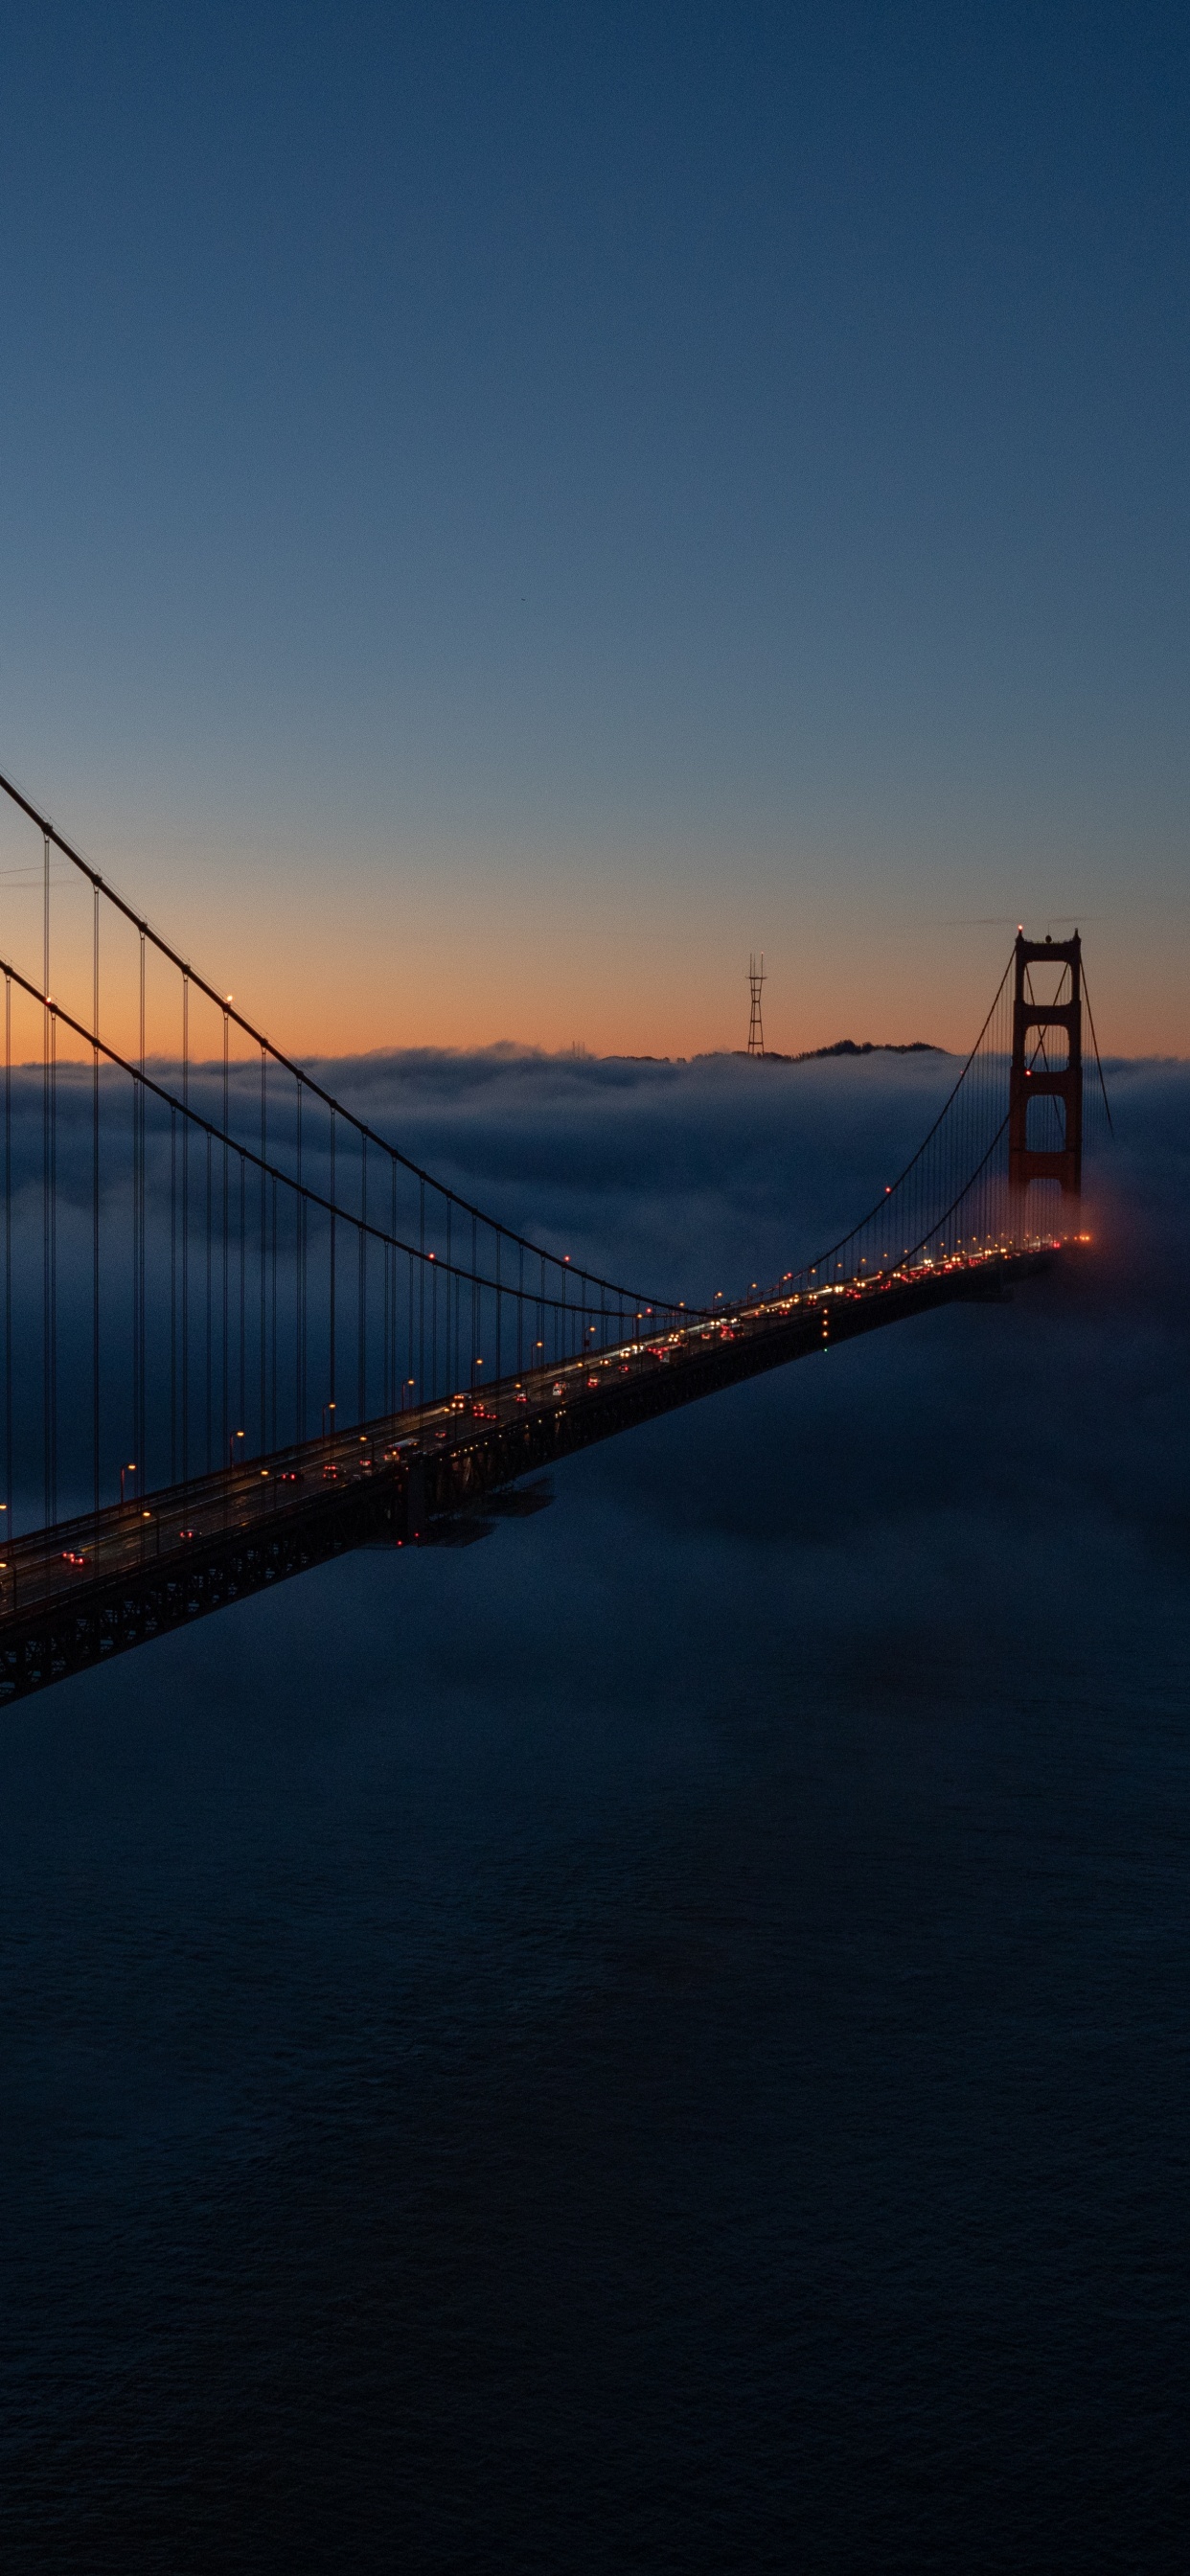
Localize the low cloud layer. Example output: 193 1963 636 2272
2 1051 1186 2568
3 1040 1180 1651
9 1041 1168 1297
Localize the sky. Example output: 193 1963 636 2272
2 0 1188 1057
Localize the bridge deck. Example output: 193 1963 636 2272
0 1246 1062 1705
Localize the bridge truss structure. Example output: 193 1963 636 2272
0 772 1108 1703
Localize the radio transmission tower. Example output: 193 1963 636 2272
747 953 767 1056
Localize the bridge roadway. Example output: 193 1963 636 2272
0 1244 1062 1706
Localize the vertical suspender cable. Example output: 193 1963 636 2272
49 1005 57 1525
406 1245 413 1410
42 831 57 1530
270 1174 278 1449
382 1156 391 1414
260 1045 267 1452
239 1150 246 1445
296 1078 305 1443
4 973 11 1538
222 1006 230 1461
1082 965 1113 1138
440 1200 450 1391
382 1213 389 1414
358 1134 367 1426
137 930 146 1485
391 1159 399 1421
41 835 49 1529
206 1129 213 1474
133 942 141 1494
170 1101 177 1484
330 1106 337 1414
182 974 190 1484
93 885 101 1515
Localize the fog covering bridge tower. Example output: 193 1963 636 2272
1008 930 1083 1201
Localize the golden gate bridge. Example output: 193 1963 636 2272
0 770 1110 1705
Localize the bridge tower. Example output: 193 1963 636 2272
747 954 766 1056
1008 931 1083 1200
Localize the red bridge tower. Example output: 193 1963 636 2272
1008 930 1083 1201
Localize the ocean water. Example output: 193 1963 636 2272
1 1058 1187 2570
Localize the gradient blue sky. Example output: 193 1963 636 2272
1 1 1187 1054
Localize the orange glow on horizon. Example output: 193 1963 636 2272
0 798 1184 1065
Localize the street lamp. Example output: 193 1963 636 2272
229 1429 245 1470
322 1400 336 1438
120 1461 136 1506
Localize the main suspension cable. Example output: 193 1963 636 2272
0 768 689 1317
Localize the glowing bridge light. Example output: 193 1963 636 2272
0 783 1096 1704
